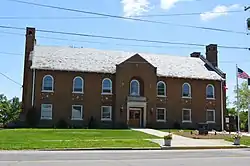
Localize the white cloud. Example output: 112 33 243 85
160 0 180 10
160 0 193 10
121 0 150 17
200 4 241 21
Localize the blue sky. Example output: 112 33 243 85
0 0 250 107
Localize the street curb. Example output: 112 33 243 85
38 147 162 151
36 146 250 151
160 145 250 150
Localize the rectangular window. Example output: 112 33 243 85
41 104 52 120
182 108 191 123
206 109 215 123
72 105 83 120
156 108 167 122
101 106 112 121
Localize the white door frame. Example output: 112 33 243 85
127 102 147 127
128 107 142 127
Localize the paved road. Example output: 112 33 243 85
0 149 250 165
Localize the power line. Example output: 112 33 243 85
37 35 204 49
0 25 249 50
0 10 243 20
0 30 24 36
137 10 243 17
0 30 203 50
0 72 22 87
0 51 23 56
244 6 250 11
5 0 248 35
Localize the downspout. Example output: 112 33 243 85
220 80 224 131
31 69 36 107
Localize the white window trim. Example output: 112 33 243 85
156 108 167 122
182 108 192 123
182 83 191 99
72 76 84 94
130 79 140 96
101 106 112 121
41 75 54 92
157 81 167 97
40 104 52 120
206 109 215 123
101 78 113 95
206 84 215 100
71 105 83 120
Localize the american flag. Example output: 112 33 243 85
237 67 250 79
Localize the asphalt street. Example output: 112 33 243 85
0 149 250 166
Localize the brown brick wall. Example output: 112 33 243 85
24 57 225 130
21 28 226 130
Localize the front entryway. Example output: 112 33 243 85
128 108 141 128
127 101 147 128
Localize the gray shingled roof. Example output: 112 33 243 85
30 45 223 80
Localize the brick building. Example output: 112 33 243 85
22 27 226 130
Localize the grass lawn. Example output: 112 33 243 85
225 137 250 146
0 129 160 150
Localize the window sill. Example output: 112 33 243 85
101 119 112 121
157 95 167 98
207 121 215 123
71 118 83 121
72 91 84 94
41 90 54 93
182 96 192 99
206 98 215 100
182 120 192 123
156 120 166 122
40 118 52 120
101 93 113 95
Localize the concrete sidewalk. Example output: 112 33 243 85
132 128 247 149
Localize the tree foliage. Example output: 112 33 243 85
232 81 250 130
0 94 21 127
233 81 250 110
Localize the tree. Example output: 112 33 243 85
0 94 21 127
227 107 237 116
225 96 236 116
233 81 250 110
233 81 250 130
226 96 230 107
239 111 248 130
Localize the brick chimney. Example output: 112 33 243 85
206 44 218 67
22 27 36 113
190 52 201 58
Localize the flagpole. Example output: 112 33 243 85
236 64 240 132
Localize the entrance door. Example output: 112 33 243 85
129 108 141 128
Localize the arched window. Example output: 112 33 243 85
73 76 84 93
206 84 215 99
130 79 140 96
182 83 191 97
157 81 166 96
102 78 112 94
42 75 54 91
